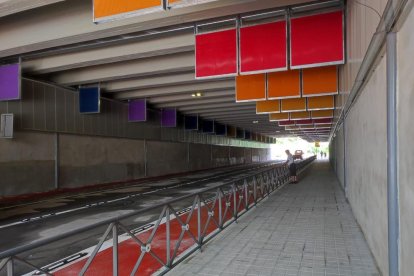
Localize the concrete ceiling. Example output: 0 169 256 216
0 0 337 141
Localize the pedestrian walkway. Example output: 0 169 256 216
168 161 379 276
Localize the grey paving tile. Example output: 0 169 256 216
168 162 380 276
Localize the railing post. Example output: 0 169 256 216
233 184 238 220
112 224 118 276
166 207 171 266
253 177 257 205
244 179 249 210
7 258 13 276
197 195 202 249
218 189 223 228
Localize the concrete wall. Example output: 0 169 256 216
330 2 414 275
0 131 270 197
343 55 388 275
0 132 55 195
397 4 414 275
59 134 145 188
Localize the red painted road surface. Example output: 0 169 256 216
53 189 260 275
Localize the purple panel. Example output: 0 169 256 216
161 108 177 127
0 63 20 101
128 99 147 122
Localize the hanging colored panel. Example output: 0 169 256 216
240 21 287 74
315 123 332 128
236 74 266 102
0 63 20 101
279 120 295 126
215 123 227 136
245 131 251 140
195 29 238 78
227 125 236 137
313 118 333 125
93 0 163 23
256 100 280 114
281 98 306 112
307 95 334 111
302 66 338 96
236 128 245 139
79 87 100 114
295 119 313 125
269 113 289 121
185 115 199 130
128 99 147 122
290 111 311 120
290 11 344 68
285 125 300 130
267 70 301 99
202 120 215 133
161 108 177 127
311 110 334 119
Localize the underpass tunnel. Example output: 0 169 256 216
0 0 413 275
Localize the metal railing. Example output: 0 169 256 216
0 156 316 275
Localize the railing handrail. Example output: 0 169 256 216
0 160 298 259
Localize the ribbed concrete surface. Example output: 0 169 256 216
168 161 379 276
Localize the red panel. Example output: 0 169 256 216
295 119 313 125
313 118 333 125
196 29 238 78
290 11 344 68
240 21 287 74
279 120 295 126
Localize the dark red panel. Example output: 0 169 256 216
279 120 295 126
290 11 344 68
195 29 238 78
240 21 287 74
313 118 333 124
295 119 313 125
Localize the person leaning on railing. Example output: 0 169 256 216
284 150 298 184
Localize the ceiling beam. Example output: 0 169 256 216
149 90 232 104
103 72 204 91
51 52 194 85
0 0 64 18
112 79 234 99
23 32 194 74
0 0 315 58
180 102 253 112
157 96 234 108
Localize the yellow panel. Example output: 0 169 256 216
267 70 301 99
281 98 307 112
94 0 162 19
316 124 333 128
290 111 311 120
286 126 300 130
236 74 266 102
269 113 289 121
311 110 334 118
307 96 334 110
302 66 338 96
300 125 315 129
256 100 280 114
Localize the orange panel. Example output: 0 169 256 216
302 66 338 96
94 0 162 19
236 74 266 102
269 113 289 121
267 70 301 99
256 100 280 114
281 98 307 112
311 110 334 119
290 111 311 120
307 96 334 110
